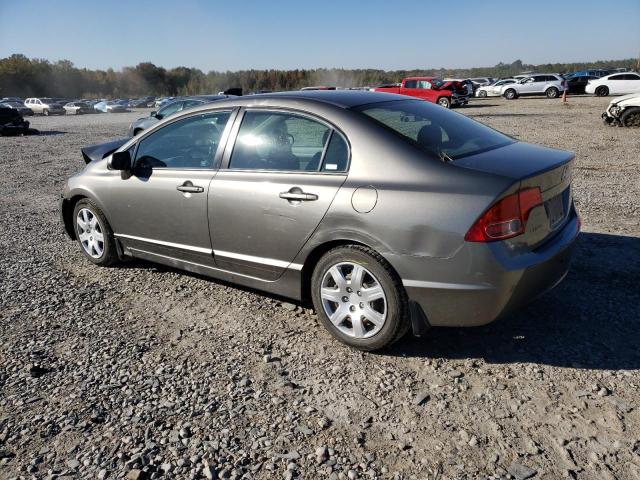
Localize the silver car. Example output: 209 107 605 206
60 91 580 351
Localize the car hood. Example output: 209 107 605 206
609 93 640 106
81 138 129 164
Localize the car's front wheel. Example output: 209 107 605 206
72 199 119 266
504 88 517 100
311 245 409 351
595 86 609 97
43 109 49 116
620 107 640 127
546 87 559 98
437 97 450 108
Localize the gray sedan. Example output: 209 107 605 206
60 91 579 351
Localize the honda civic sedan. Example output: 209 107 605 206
60 91 579 351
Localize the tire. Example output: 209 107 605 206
72 199 119 267
437 97 450 109
478 90 488 98
545 87 559 99
311 245 409 351
620 107 640 128
504 88 517 100
43 109 49 116
595 86 609 97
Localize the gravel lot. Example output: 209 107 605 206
1 96 639 480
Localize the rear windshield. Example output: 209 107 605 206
354 99 513 160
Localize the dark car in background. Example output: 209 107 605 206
0 101 34 116
566 75 598 95
0 105 31 135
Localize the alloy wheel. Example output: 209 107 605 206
320 262 387 339
76 208 104 259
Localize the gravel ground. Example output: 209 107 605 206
1 97 639 480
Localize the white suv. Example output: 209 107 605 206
502 74 567 100
24 98 66 115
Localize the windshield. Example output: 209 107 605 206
430 78 444 88
354 99 514 161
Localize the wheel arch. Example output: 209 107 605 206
61 188 109 240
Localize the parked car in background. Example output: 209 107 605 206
565 69 610 79
475 79 517 97
0 101 34 116
154 97 175 109
565 75 598 95
585 72 640 96
374 77 465 108
602 93 640 127
127 95 228 136
64 102 93 115
60 91 579 351
94 101 127 113
469 77 495 87
1 97 24 104
24 98 66 115
502 74 567 99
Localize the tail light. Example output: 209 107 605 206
465 188 542 242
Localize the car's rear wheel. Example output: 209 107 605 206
478 90 487 98
72 199 119 266
437 97 450 108
595 86 609 97
311 245 409 351
545 87 559 98
620 107 640 128
504 88 517 100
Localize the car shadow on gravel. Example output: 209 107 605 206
387 232 640 371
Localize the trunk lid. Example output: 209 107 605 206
455 141 575 248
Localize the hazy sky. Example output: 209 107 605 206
1 0 639 71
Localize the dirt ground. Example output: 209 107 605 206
0 96 639 480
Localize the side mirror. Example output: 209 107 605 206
150 110 157 117
108 150 132 171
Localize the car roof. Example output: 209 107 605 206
208 90 410 109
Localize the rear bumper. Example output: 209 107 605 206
398 212 580 327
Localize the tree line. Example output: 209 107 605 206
1 54 637 99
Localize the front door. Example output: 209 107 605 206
106 110 234 265
209 109 350 280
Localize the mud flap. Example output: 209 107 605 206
409 300 431 337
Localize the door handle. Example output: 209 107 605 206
279 187 318 202
177 181 204 193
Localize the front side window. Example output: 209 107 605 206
229 111 333 172
416 80 432 89
609 75 624 80
355 99 513 161
135 112 230 169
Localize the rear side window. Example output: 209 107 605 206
355 99 513 161
625 74 640 80
404 80 417 89
229 111 331 171
321 132 349 172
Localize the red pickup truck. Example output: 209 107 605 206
373 77 468 108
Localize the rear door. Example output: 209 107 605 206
208 109 349 280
